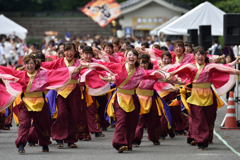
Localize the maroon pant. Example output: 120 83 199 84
171 105 188 132
187 94 217 145
0 113 4 130
15 102 51 148
4 106 13 127
78 93 91 140
96 95 110 128
112 94 139 150
51 85 85 143
86 96 102 133
27 125 38 144
161 92 179 136
133 97 161 145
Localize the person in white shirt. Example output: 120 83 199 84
4 37 17 65
208 39 221 55
0 35 7 65
43 40 57 56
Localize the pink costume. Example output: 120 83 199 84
171 62 237 147
133 78 167 145
0 65 75 148
41 57 90 143
91 62 175 151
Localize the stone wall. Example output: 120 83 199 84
8 17 112 40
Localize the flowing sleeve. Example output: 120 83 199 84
204 63 237 95
0 66 24 112
169 63 197 84
79 63 118 96
46 67 76 90
147 48 162 61
98 51 120 63
92 61 122 74
41 58 62 70
144 69 180 84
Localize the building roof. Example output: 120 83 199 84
119 0 190 16
120 0 191 10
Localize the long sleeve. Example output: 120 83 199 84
41 59 61 70
92 61 122 74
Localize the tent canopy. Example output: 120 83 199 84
150 16 179 36
0 14 28 39
158 1 225 36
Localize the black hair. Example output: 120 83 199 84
152 44 160 50
0 34 4 41
29 42 37 49
226 54 236 62
160 46 168 51
125 49 139 67
48 40 55 47
126 45 135 50
91 41 99 47
58 42 65 46
58 50 65 57
104 42 113 49
96 46 101 50
15 64 23 70
122 40 130 46
5 38 10 41
64 42 78 58
161 51 172 64
55 42 65 52
139 54 153 69
83 46 93 54
35 53 46 62
141 42 149 48
213 39 219 44
166 39 171 42
194 46 209 63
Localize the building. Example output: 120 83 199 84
117 0 190 38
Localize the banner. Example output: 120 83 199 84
81 0 121 28
132 17 168 30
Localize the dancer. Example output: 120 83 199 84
170 46 240 150
85 49 184 153
0 54 81 153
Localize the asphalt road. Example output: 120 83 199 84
1 97 240 160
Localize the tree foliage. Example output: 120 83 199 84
0 0 127 11
0 0 239 13
215 0 240 13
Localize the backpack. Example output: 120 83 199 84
213 44 222 55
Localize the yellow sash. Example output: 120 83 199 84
117 64 136 112
23 71 45 112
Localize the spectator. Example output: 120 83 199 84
0 34 7 65
4 37 18 65
166 39 173 51
208 39 221 55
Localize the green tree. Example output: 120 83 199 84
178 0 219 8
0 0 127 11
215 0 240 13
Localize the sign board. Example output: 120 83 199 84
132 17 168 30
125 27 132 35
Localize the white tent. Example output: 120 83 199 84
150 16 179 36
0 14 28 39
158 1 225 36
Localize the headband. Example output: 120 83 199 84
140 58 149 61
184 43 192 47
173 42 184 47
194 48 206 53
24 57 36 61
